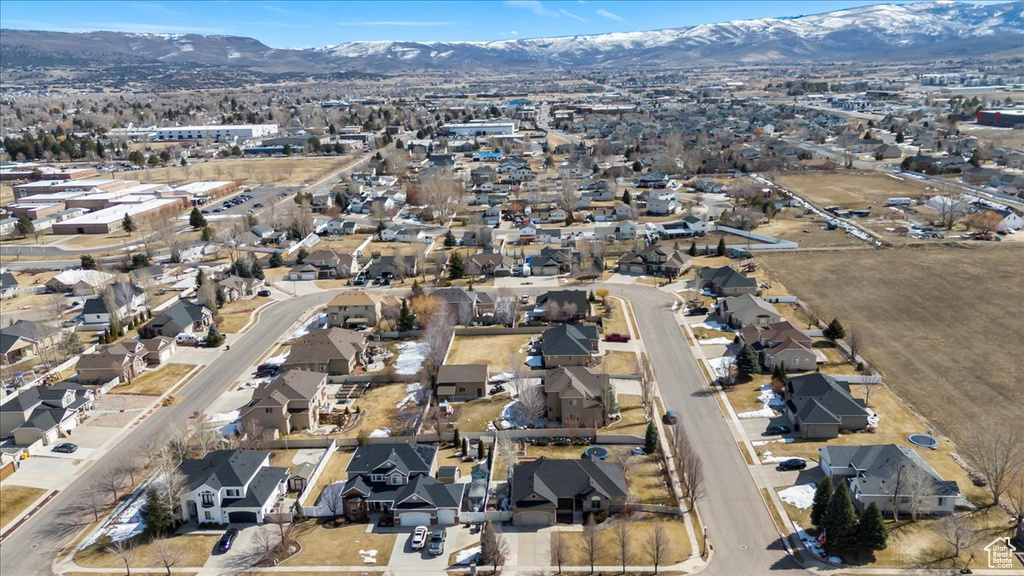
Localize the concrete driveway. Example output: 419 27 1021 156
504 525 550 567
200 523 267 573
388 524 475 573
4 457 84 490
763 462 824 489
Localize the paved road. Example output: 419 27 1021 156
617 285 803 576
0 291 335 576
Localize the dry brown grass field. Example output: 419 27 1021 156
775 171 935 210
111 156 353 185
760 244 1024 448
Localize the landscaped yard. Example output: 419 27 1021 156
618 449 676 506
341 383 409 438
217 297 271 333
605 393 648 436
445 335 531 372
74 534 220 568
598 350 637 376
114 363 197 396
437 445 484 478
455 393 510 432
595 297 631 336
0 485 46 529
303 448 355 506
721 374 775 415
553 517 691 566
286 522 396 566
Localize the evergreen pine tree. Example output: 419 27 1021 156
823 481 859 552
622 190 632 205
811 477 834 529
398 298 415 331
644 421 659 454
200 225 215 242
448 252 465 279
824 318 846 341
411 279 423 298
857 501 888 552
141 487 177 537
736 344 759 378
688 241 697 257
772 361 788 383
716 237 727 257
269 252 284 268
189 207 207 229
452 427 461 449
296 247 309 264
461 436 469 457
443 229 456 247
121 213 137 236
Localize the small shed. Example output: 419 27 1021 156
288 461 316 492
437 465 461 484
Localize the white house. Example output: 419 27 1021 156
0 272 19 300
646 191 679 216
991 208 1023 232
682 214 708 235
615 220 638 240
178 450 289 525
558 162 588 179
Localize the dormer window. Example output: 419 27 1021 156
389 474 404 485
371 474 384 482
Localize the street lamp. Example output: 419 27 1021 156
702 525 708 558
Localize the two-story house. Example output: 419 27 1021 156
432 288 495 325
784 373 872 440
139 301 213 339
178 449 289 524
541 323 600 368
645 190 678 215
0 382 93 446
326 291 383 328
331 443 464 526
239 370 329 436
738 320 817 372
75 342 147 385
543 366 613 428
282 328 367 375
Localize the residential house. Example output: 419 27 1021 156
140 301 213 338
696 266 759 296
326 291 383 328
819 444 959 516
616 244 691 278
0 333 36 366
45 269 114 296
218 275 265 298
0 383 93 446
543 366 613 427
82 284 146 326
0 320 60 365
739 320 816 372
281 328 367 375
638 172 670 189
302 249 357 279
471 165 497 185
75 342 147 384
516 225 537 245
0 272 19 299
558 162 587 179
432 288 495 325
874 144 903 160
467 253 515 277
332 443 464 526
645 191 678 215
541 323 600 367
240 370 329 436
535 290 589 321
286 264 318 282
436 364 490 401
178 450 289 524
482 206 502 226
681 215 708 235
614 220 638 240
783 373 872 439
365 254 418 280
138 337 177 365
719 294 782 328
509 457 627 525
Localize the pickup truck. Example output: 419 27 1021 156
604 332 631 342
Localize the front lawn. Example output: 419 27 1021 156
605 393 648 436
455 394 510 432
598 351 636 376
285 522 396 566
445 335 532 372
74 534 219 568
217 297 271 333
114 363 197 396
554 517 691 566
0 485 46 529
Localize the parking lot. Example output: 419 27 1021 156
201 184 298 219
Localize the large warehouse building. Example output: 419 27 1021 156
441 121 517 137
152 124 279 141
51 198 185 234
975 109 1024 128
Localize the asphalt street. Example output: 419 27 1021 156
0 290 336 576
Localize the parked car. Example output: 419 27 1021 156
604 332 631 342
428 528 446 556
765 423 792 436
489 385 505 394
662 410 678 425
687 306 709 316
777 458 807 471
216 528 238 554
520 294 530 304
411 526 428 549
257 289 272 297
51 442 78 454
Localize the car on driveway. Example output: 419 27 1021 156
51 443 78 454
410 526 428 549
765 423 792 436
605 332 631 342
257 289 272 297
777 458 807 471
216 528 238 554
428 528 446 555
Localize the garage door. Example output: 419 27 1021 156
517 511 551 526
399 512 433 527
228 511 258 523
437 509 457 525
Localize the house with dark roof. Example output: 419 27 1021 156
617 244 692 278
783 373 871 439
0 383 93 446
541 323 600 367
510 457 628 525
82 284 145 326
0 320 61 365
281 328 367 375
543 366 612 427
720 294 781 328
432 288 495 325
819 444 959 516
239 370 329 436
75 342 147 385
329 443 464 526
535 290 589 322
436 364 490 401
0 272 19 300
466 252 515 277
695 266 758 296
139 301 212 338
178 449 289 524
738 320 817 372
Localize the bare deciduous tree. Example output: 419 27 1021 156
613 518 631 573
423 305 456 381
107 538 137 576
98 465 127 502
154 539 177 576
517 382 547 428
941 514 977 562
634 358 655 419
962 422 1023 506
846 325 862 365
421 168 463 224
936 194 967 231
673 422 705 511
582 513 600 573
645 522 671 574
495 432 519 479
551 528 568 573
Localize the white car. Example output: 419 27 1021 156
410 526 429 550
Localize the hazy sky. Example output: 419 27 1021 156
0 1 1004 47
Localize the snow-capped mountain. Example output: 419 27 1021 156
2 1 1022 72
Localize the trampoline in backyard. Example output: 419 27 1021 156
582 446 610 460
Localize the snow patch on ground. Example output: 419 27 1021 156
208 410 239 424
761 451 790 464
358 549 378 564
738 406 778 419
490 372 513 383
691 319 732 331
707 357 733 379
290 313 327 340
262 353 289 365
867 409 880 427
699 337 734 345
394 341 429 375
456 546 482 565
396 383 424 410
796 522 841 564
500 400 527 429
752 438 795 446
778 483 817 509
758 385 786 407
369 427 392 438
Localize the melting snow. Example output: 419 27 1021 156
796 522 841 564
778 484 817 509
369 428 392 438
700 337 734 345
738 406 777 419
394 341 428 375
290 313 327 340
396 383 424 410
456 546 482 564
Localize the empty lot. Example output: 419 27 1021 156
775 171 935 210
760 244 1024 449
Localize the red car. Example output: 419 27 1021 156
605 333 631 342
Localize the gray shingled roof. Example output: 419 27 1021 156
178 450 270 492
510 457 627 509
346 443 436 477
541 323 599 357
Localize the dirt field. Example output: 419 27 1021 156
110 156 354 186
760 244 1024 449
756 211 872 248
961 123 1024 150
775 171 935 211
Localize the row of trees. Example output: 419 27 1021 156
550 516 675 574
